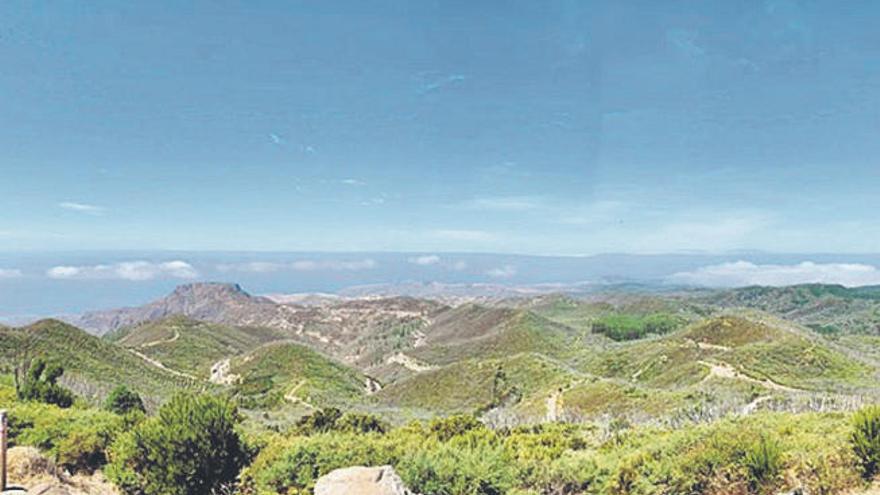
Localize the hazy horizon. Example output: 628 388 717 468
4 250 880 322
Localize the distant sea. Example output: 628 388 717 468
1 250 879 323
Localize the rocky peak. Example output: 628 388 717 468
169 282 250 301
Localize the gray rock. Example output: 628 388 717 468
314 465 416 495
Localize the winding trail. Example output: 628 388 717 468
285 379 317 409
386 353 438 373
698 360 800 393
127 348 199 381
140 328 181 348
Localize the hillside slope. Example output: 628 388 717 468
110 315 287 379
0 320 197 407
229 341 369 411
706 284 880 334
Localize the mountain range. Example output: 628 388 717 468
0 281 872 429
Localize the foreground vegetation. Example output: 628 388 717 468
3 371 880 495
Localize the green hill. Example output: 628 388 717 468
707 284 880 334
0 319 197 407
110 315 285 379
376 352 589 420
409 308 588 366
582 315 878 395
229 341 368 411
533 294 704 328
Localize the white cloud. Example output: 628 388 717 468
669 261 880 288
0 268 22 279
217 262 285 273
291 259 377 271
342 178 366 186
47 261 198 281
59 202 105 215
486 265 517 279
218 259 378 273
408 255 441 266
406 255 468 271
269 133 283 145
451 260 468 271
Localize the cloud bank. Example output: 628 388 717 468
217 259 378 273
408 255 441 266
47 261 198 281
669 261 880 288
406 255 467 271
486 265 517 278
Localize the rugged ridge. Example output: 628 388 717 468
75 282 279 335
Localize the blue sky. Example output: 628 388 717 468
2 0 880 255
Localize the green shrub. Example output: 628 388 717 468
244 432 396 494
399 442 515 495
104 385 145 415
519 450 597 495
743 435 783 494
335 412 388 434
107 393 246 495
56 424 116 473
428 414 485 442
239 411 862 495
15 358 74 408
7 401 123 473
290 408 387 436
851 405 880 479
292 407 343 435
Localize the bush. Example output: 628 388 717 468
16 358 74 408
8 401 124 473
428 414 485 442
292 407 343 435
335 412 388 434
107 393 246 495
743 435 783 494
240 411 862 495
104 385 145 415
852 405 880 479
399 442 516 495
242 432 397 494
56 423 116 473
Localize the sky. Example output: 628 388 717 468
2 0 880 256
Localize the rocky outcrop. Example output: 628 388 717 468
5 447 118 495
314 466 417 495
